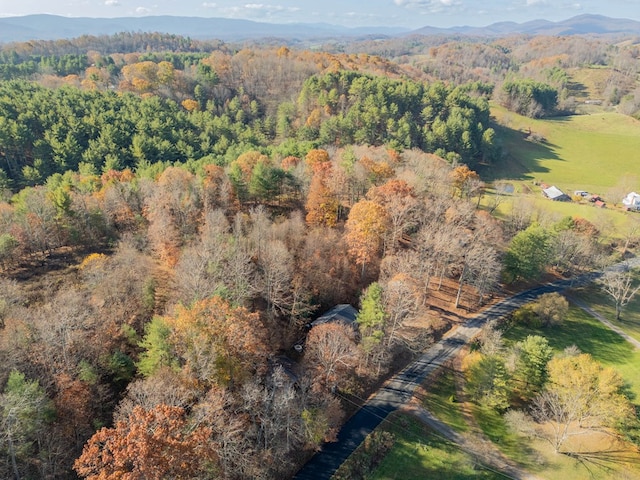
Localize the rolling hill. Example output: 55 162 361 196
1 13 640 44
411 14 640 37
0 14 407 43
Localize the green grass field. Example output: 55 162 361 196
368 413 503 480
419 369 468 433
503 304 640 405
487 106 640 195
571 282 640 344
479 105 640 239
361 300 640 480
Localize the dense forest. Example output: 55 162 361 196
0 30 637 479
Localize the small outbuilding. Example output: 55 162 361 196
543 185 570 201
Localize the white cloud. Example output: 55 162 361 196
219 3 299 19
202 2 216 7
135 6 151 14
245 4 285 13
525 0 547 5
104 0 120 6
394 0 462 13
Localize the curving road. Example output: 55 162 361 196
292 274 599 480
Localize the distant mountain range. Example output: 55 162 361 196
0 14 408 43
0 13 639 44
410 14 640 37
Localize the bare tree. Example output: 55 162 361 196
598 263 640 320
382 274 418 348
304 323 359 392
477 319 504 356
257 239 294 319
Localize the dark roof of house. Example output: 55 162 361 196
310 304 358 328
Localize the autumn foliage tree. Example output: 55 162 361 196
74 405 214 480
146 296 269 388
344 199 389 275
531 353 633 453
450 165 482 200
366 179 419 252
305 162 339 227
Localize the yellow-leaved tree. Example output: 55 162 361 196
344 199 388 276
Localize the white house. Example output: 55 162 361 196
623 192 640 211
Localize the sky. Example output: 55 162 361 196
0 0 639 30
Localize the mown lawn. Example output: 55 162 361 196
571 282 640 343
503 304 640 405
368 412 503 480
361 303 640 480
419 368 468 433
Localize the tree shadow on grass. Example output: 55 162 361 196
480 121 563 183
563 447 640 479
504 307 636 367
471 405 542 473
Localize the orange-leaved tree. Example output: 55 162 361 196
344 199 389 276
366 179 419 252
451 165 482 199
74 405 214 480
305 162 339 227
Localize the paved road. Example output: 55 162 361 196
292 275 598 480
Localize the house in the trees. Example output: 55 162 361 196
623 192 640 211
294 304 359 353
309 304 359 329
542 185 570 201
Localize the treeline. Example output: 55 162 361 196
294 72 497 163
6 31 640 120
0 73 497 191
0 32 220 58
345 33 640 117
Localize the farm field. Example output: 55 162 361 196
480 105 640 238
488 106 640 195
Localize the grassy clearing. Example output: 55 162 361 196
525 435 640 480
503 304 640 405
571 282 640 343
362 311 640 480
419 368 468 433
567 66 617 101
479 104 640 240
470 405 540 470
367 412 503 480
489 105 640 195
473 305 640 479
481 189 635 236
